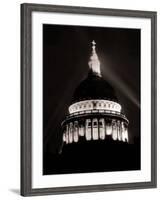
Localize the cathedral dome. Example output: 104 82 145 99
61 40 129 148
71 70 118 104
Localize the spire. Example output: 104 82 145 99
88 40 101 76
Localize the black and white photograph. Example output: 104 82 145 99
0 0 160 199
20 3 157 196
43 24 141 175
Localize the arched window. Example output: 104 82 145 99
92 118 98 140
73 121 79 142
85 119 92 140
106 122 112 135
69 123 73 143
79 124 85 136
99 118 105 140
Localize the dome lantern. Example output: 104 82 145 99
88 40 101 77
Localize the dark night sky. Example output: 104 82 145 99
43 24 140 154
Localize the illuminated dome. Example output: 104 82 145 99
71 70 118 104
61 41 129 146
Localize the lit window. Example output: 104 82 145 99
92 119 98 140
106 124 112 135
86 119 92 140
99 119 105 140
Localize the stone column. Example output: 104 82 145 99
73 121 79 142
92 118 99 140
85 119 92 141
99 118 105 140
69 122 73 143
66 124 69 144
112 120 117 140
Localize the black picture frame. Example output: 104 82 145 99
21 3 157 196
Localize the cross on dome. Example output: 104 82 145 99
92 40 96 51
88 40 101 76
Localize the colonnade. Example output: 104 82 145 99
63 118 128 144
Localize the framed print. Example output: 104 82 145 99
21 3 157 196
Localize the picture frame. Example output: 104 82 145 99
21 3 157 196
